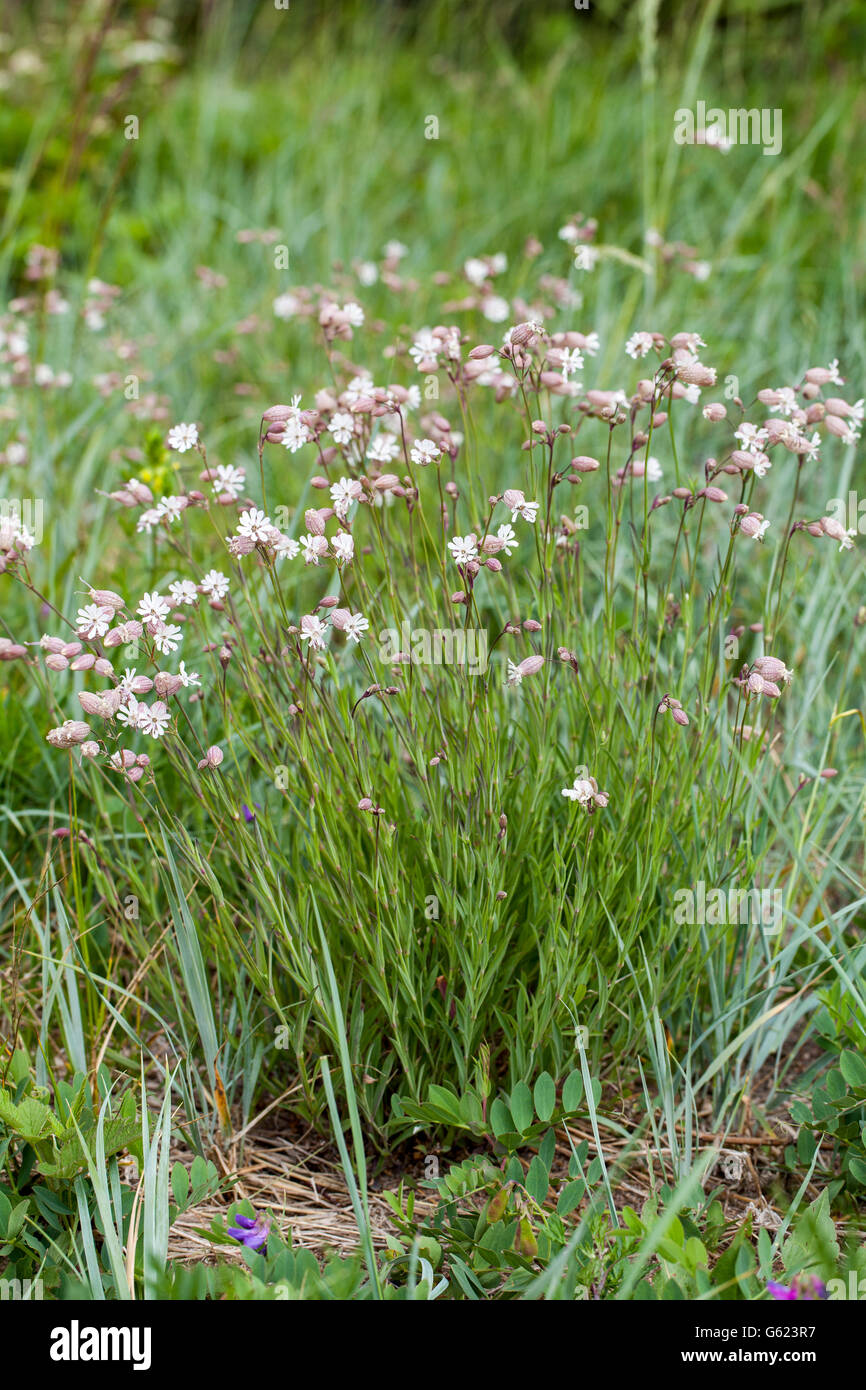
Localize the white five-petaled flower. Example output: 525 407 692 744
344 373 375 404
409 329 440 369
237 508 272 543
503 489 540 524
76 604 113 640
734 423 770 455
367 433 399 464
767 387 798 418
167 422 198 453
496 523 518 556
574 246 599 271
137 591 171 624
152 623 182 655
139 700 170 738
168 579 198 606
332 531 355 563
555 347 584 381
301 533 328 565
279 396 312 453
177 661 201 687
299 614 328 650
739 512 771 541
200 569 230 600
562 775 609 810
447 534 479 566
625 332 654 360
212 464 245 499
329 411 356 446
330 477 362 517
410 438 442 467
116 696 141 728
272 534 300 559
136 509 161 535
343 613 369 643
155 495 186 523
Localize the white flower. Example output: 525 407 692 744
448 534 478 566
200 569 230 599
330 477 362 517
237 508 272 542
152 623 182 655
734 423 770 455
767 387 798 418
156 495 186 523
409 329 440 369
558 224 579 244
299 614 328 650
574 246 599 271
137 591 171 624
139 700 170 738
177 661 201 687
410 438 441 467
581 332 601 357
504 490 539 524
329 411 355 446
283 416 313 451
273 534 300 560
212 464 245 499
273 292 300 320
496 523 518 556
76 604 113 640
332 531 355 563
357 261 378 286
367 433 399 464
342 302 364 327
343 613 369 643
344 373 375 404
507 660 523 687
279 398 312 453
482 295 510 323
751 453 772 478
739 513 771 541
301 533 328 565
562 778 595 804
555 347 584 381
169 579 198 606
625 332 654 360
136 509 161 534
167 423 198 453
800 432 821 461
631 457 663 483
464 257 489 286
0 508 35 553
119 668 150 699
116 697 141 729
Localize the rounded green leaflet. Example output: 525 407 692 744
533 1071 556 1124
561 1068 584 1113
509 1081 533 1133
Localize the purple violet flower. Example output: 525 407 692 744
227 1211 270 1250
767 1275 827 1300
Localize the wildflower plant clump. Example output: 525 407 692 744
8 238 860 1137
